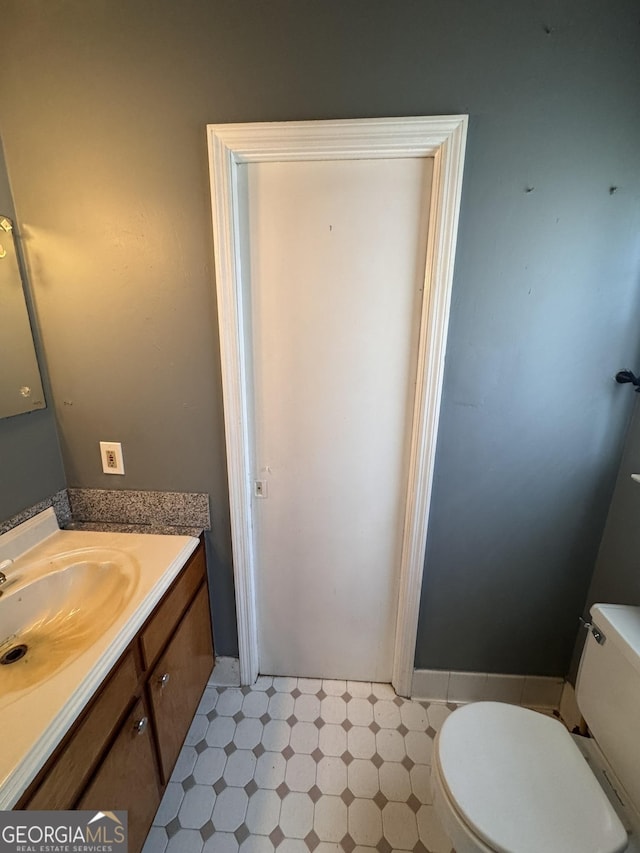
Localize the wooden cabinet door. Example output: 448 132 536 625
78 697 160 853
141 545 206 669
148 583 214 782
24 651 138 810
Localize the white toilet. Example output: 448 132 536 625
432 603 640 853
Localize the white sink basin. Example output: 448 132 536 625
0 548 139 701
0 509 199 809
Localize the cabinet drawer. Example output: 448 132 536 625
26 650 138 810
140 544 205 669
78 696 160 853
148 583 214 782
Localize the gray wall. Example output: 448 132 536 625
585 399 640 609
566 398 640 681
0 139 66 522
1 1 639 671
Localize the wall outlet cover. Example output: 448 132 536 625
100 441 125 475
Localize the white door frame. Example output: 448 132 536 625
207 116 467 696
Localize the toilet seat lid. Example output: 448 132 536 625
436 702 627 853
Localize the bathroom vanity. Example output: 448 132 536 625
0 510 214 853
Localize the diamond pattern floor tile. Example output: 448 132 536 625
375 728 406 762
348 798 382 847
379 761 412 802
314 795 347 842
146 680 456 853
346 759 378 799
186 714 210 746
260 719 289 752
285 752 316 792
153 781 184 827
373 699 402 730
217 688 245 717
381 801 419 850
245 788 282 835
347 726 376 760
141 825 168 853
279 791 315 838
203 831 239 853
212 786 249 832
166 828 207 853
297 677 322 694
320 695 348 724
269 692 295 720
289 721 319 754
316 755 347 795
294 693 321 721
171 745 199 782
178 784 216 829
318 723 347 757
346 681 372 699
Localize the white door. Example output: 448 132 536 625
243 157 433 681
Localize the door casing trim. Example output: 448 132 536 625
207 115 468 695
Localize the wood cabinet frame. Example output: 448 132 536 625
17 537 215 853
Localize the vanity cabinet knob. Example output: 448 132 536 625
133 716 148 735
158 673 171 687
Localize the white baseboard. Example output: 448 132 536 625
209 656 240 687
412 668 564 710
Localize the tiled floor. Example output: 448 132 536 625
142 677 456 853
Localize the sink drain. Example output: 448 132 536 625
0 643 28 665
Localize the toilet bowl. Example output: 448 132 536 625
432 702 628 853
432 604 640 853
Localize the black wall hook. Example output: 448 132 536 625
615 369 640 392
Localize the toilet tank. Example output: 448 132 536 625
576 603 640 812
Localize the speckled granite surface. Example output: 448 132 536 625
0 489 71 536
67 488 210 530
0 489 210 537
64 521 204 537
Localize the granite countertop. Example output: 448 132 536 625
64 521 205 538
